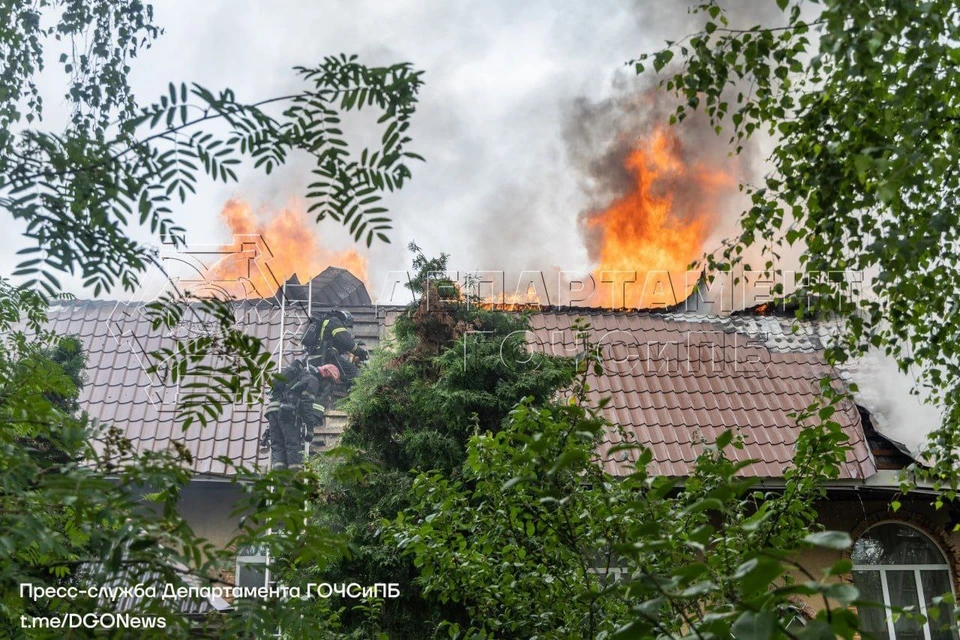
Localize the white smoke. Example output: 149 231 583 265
842 349 942 458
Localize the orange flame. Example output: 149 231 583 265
479 289 542 311
587 126 735 308
210 199 368 297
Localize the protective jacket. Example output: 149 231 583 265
265 361 306 469
288 366 332 440
301 314 366 382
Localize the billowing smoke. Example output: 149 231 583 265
845 349 942 459
565 84 754 245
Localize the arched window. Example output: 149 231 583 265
236 544 269 590
852 523 958 640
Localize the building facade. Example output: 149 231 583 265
47 269 954 636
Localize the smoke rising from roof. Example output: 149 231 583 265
845 349 943 459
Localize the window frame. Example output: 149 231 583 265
852 521 956 640
235 544 271 590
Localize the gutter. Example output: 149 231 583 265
755 469 936 494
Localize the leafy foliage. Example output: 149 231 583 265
3 56 422 297
405 241 451 296
0 1 426 636
391 345 878 639
633 0 960 489
139 294 275 429
0 281 356 638
0 282 188 636
311 263 576 637
0 0 159 137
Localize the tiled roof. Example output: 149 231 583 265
49 294 874 480
527 310 876 479
46 298 386 476
89 561 230 615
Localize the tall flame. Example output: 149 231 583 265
210 199 367 297
587 126 735 308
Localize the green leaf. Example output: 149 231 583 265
715 429 734 449
653 50 674 72
681 497 724 516
798 620 836 639
804 531 852 550
732 610 776 640
823 583 859 605
735 556 785 596
825 558 852 577
611 621 653 640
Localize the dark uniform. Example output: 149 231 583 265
290 365 332 452
300 310 367 384
263 309 365 469
265 360 303 469
264 360 332 469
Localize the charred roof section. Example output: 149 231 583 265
281 266 371 307
857 404 914 471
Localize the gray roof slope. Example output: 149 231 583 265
46 297 386 476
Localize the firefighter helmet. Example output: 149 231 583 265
331 308 354 327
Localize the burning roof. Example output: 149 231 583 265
211 199 369 299
45 271 885 481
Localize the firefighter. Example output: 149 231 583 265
300 309 368 384
264 360 340 469
290 362 340 461
264 359 304 470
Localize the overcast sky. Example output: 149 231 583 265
2 0 736 300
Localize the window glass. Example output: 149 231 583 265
237 562 268 589
854 569 891 640
887 569 924 640
851 524 958 640
235 544 269 590
852 524 946 566
922 570 958 640
237 544 268 558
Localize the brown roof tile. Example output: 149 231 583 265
528 310 875 480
